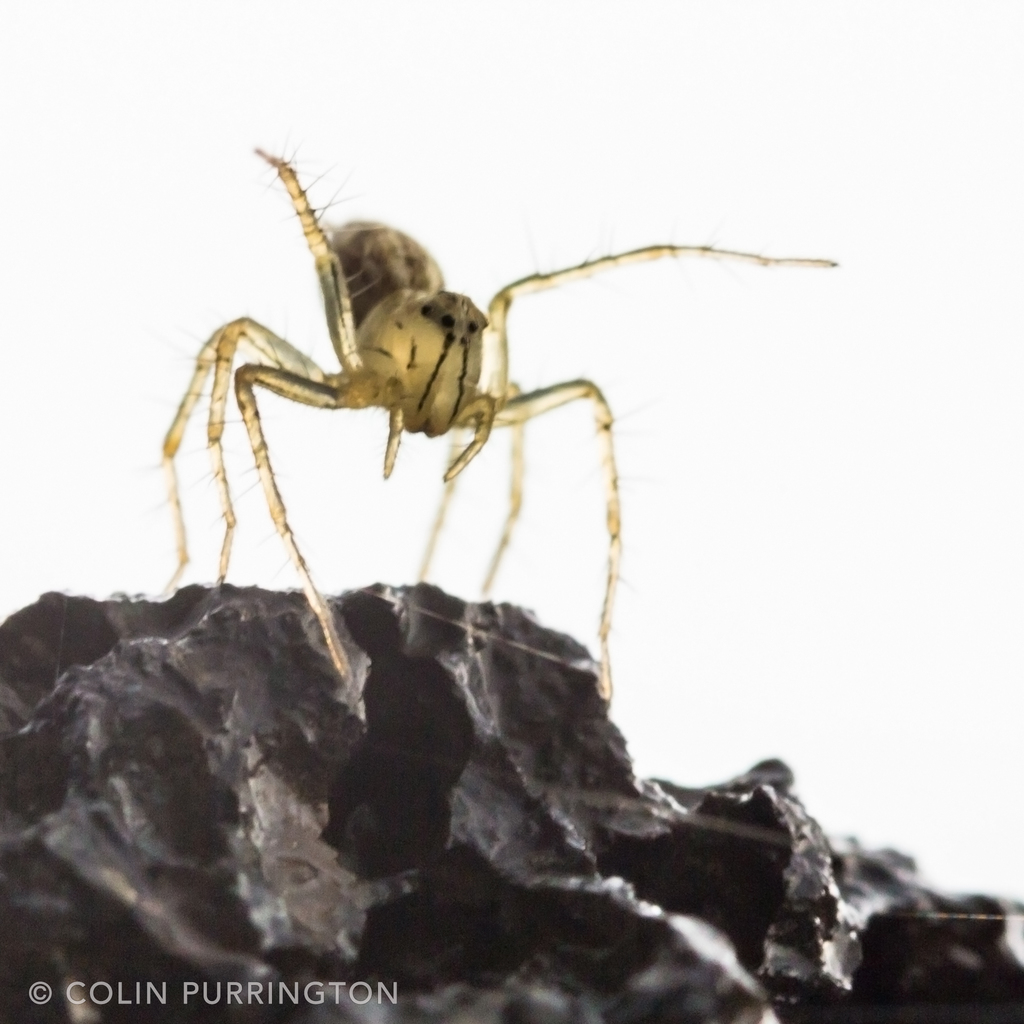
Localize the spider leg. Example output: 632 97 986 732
233 363 357 698
494 380 619 701
445 395 497 481
419 384 520 586
163 318 326 591
418 427 468 583
481 243 836 399
384 407 403 479
163 337 217 591
482 383 524 596
256 150 362 375
208 325 242 581
163 317 326 590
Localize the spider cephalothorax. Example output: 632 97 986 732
163 150 835 705
354 284 486 438
330 222 488 437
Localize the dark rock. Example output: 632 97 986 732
0 583 1021 1023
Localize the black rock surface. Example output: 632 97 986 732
0 584 1021 1024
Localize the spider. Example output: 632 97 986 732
162 151 835 702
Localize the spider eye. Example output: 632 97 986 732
421 304 433 316
441 313 455 328
467 322 478 333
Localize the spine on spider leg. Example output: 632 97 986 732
255 149 331 259
255 149 360 369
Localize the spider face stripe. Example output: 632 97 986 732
455 336 470 421
416 332 455 413
352 288 485 436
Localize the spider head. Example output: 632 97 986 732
358 290 487 437
408 292 488 435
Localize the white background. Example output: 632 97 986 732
1 4 1021 898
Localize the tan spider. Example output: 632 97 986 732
163 151 835 702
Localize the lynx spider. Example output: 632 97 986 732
163 151 835 701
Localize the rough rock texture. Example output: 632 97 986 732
0 584 1022 1024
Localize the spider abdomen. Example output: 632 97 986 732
329 221 444 329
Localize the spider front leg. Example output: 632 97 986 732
417 386 525 591
481 242 838 401
482 383 524 595
163 318 326 590
418 428 467 582
473 239 835 699
417 397 495 579
493 380 620 701
233 363 359 699
256 150 362 375
163 337 217 591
